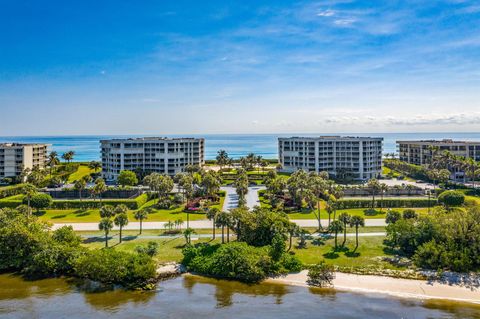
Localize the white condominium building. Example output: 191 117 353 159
0 143 49 179
101 137 205 181
278 136 383 180
397 139 480 165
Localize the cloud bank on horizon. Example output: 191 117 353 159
0 0 479 135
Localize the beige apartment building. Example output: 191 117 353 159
101 137 205 182
397 139 480 165
0 143 49 179
278 136 383 180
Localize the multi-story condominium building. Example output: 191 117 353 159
0 143 49 179
278 136 383 180
397 139 480 180
397 139 480 165
101 137 205 181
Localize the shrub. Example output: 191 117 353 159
74 249 156 288
0 184 28 199
402 209 418 219
117 170 138 187
385 210 401 224
182 242 302 283
307 262 335 287
135 241 159 257
337 198 435 209
28 193 53 212
438 190 465 208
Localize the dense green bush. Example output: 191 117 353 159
28 193 53 212
307 262 335 287
0 184 28 199
0 208 157 288
75 249 156 288
182 242 302 283
386 207 480 272
438 190 465 208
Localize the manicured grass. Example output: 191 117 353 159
292 235 400 270
67 165 97 183
35 195 224 223
259 194 430 219
82 237 219 263
0 194 24 201
80 233 393 270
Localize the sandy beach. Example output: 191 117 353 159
267 271 480 305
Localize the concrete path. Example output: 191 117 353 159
79 232 385 239
221 185 265 211
52 218 386 231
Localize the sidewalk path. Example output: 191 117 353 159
221 185 265 211
52 219 386 231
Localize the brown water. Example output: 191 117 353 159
1 273 479 319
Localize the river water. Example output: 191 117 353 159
0 274 479 319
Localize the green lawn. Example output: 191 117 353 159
80 233 394 270
67 165 98 183
36 195 225 223
292 235 400 270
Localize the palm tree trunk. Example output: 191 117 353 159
140 220 143 235
354 227 359 252
227 227 230 243
221 226 225 244
334 232 338 249
187 212 190 229
288 233 293 251
342 226 347 246
119 227 122 243
317 201 322 230
105 233 108 248
212 221 216 239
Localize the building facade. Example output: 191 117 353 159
397 139 480 165
101 137 205 181
0 143 49 179
278 136 383 180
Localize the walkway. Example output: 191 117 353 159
52 219 386 231
220 185 265 211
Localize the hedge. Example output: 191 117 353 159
337 198 437 209
0 193 148 210
0 184 27 199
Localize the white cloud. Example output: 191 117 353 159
317 9 335 17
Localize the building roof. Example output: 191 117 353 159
278 136 383 141
397 139 480 145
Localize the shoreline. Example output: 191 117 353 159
266 271 480 305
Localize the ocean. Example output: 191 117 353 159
1 133 480 161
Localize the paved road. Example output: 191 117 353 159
221 185 265 211
52 218 386 231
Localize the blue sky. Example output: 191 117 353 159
1 0 480 135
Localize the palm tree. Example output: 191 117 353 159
183 228 196 245
338 212 351 247
215 211 230 243
367 178 381 209
329 220 343 250
100 205 115 218
287 222 300 252
379 183 388 212
309 173 328 231
206 207 219 239
349 216 365 252
99 218 113 248
114 213 129 243
62 151 75 164
88 161 102 173
92 178 107 202
216 150 229 170
46 151 60 176
134 208 150 234
114 204 128 216
74 179 87 201
22 183 37 214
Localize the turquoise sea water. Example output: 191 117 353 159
1 133 480 161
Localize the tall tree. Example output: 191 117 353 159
215 211 230 243
329 220 343 250
114 213 129 243
46 151 60 177
134 208 150 234
338 212 351 247
22 183 37 214
216 150 229 170
367 178 381 209
98 218 113 248
88 161 102 173
62 151 75 164
206 207 219 240
349 216 365 252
